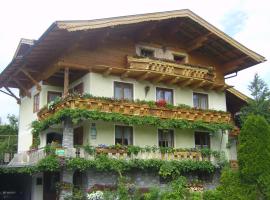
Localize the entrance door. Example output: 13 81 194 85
43 172 60 200
74 127 84 146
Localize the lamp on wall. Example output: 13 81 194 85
90 123 97 139
144 86 150 97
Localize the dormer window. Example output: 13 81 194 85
173 54 186 64
140 48 154 58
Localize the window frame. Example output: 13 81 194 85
47 91 62 104
114 125 133 146
33 93 40 113
140 48 154 58
173 53 187 64
156 87 174 105
113 81 134 100
194 131 210 149
158 129 175 148
193 92 209 110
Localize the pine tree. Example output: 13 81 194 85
241 74 270 124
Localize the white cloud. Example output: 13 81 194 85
0 0 269 120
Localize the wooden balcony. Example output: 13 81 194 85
38 96 232 124
7 147 217 167
126 56 228 91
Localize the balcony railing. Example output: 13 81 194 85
38 96 232 124
127 56 216 82
7 147 220 167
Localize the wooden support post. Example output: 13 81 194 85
20 68 41 91
4 87 21 104
64 67 69 97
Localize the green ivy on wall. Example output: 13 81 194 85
31 108 233 147
0 155 216 178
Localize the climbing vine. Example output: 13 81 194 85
0 155 216 177
31 108 233 147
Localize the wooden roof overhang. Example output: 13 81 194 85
0 9 265 92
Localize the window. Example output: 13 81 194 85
158 129 174 147
114 82 133 100
156 87 173 104
33 93 40 113
173 54 186 64
70 83 84 95
195 132 210 149
47 91 62 104
193 93 208 109
115 126 133 145
140 48 154 58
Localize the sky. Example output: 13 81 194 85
0 0 269 122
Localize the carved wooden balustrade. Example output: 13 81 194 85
127 56 216 82
38 97 232 124
8 147 216 166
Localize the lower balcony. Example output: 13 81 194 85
8 146 222 167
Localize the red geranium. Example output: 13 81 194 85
155 99 167 107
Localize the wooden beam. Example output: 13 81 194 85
138 72 151 81
63 67 69 97
152 74 165 84
186 33 212 52
57 61 90 70
222 56 248 69
20 68 41 91
13 79 31 98
120 71 130 80
190 80 206 89
167 77 180 85
4 87 20 104
103 67 113 77
179 79 193 87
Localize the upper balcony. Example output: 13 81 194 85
125 56 228 91
37 95 232 125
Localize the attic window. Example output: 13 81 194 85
173 54 186 64
140 48 154 58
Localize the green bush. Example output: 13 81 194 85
238 115 270 184
217 168 258 200
202 190 222 200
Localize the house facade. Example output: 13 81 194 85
0 10 265 200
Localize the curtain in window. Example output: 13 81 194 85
115 126 133 145
114 82 133 100
156 88 173 104
158 129 174 147
193 93 208 109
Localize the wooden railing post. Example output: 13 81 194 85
63 67 69 97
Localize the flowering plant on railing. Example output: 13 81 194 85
155 99 167 107
87 191 104 200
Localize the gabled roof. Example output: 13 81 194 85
56 9 265 63
0 9 266 89
227 87 250 103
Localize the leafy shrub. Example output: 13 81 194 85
238 115 270 184
217 168 258 200
202 190 222 200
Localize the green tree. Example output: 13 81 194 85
0 114 18 158
241 74 270 124
238 115 270 198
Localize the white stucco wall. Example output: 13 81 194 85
89 72 227 111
